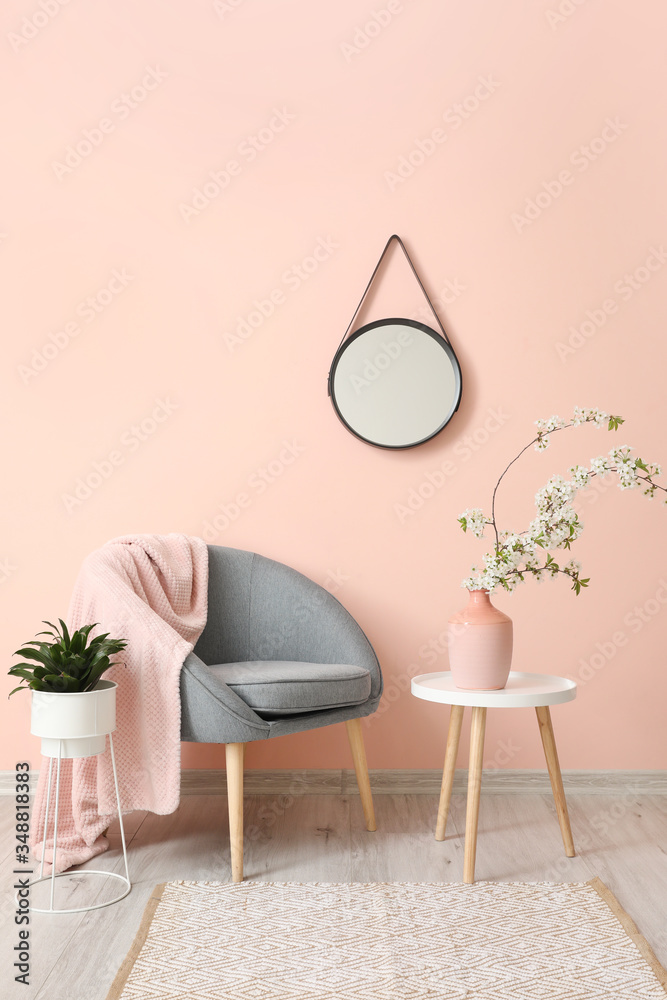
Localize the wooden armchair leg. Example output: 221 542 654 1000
346 718 377 832
225 742 245 882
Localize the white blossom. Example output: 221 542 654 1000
589 456 610 476
569 465 590 489
460 408 664 594
458 508 488 539
572 406 609 427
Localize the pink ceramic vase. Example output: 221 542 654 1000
447 590 513 690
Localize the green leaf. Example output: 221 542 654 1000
10 622 127 694
77 625 98 649
85 648 111 670
40 673 61 685
73 630 89 655
58 673 81 691
89 632 111 647
7 666 37 680
42 674 69 692
8 685 29 698
83 662 115 691
13 646 54 668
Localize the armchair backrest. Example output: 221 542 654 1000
193 546 381 697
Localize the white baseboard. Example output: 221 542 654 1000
3 768 666 797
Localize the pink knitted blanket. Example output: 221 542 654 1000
31 534 208 873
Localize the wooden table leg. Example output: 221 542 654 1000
535 706 575 858
463 706 487 884
436 705 464 841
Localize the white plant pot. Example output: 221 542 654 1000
31 679 117 759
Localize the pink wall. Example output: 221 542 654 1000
2 0 666 773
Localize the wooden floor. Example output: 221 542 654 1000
2 791 666 998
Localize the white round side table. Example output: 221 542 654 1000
411 671 577 884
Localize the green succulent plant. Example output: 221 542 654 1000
8 619 127 697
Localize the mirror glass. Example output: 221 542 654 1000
329 319 462 449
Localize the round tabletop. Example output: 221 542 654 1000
411 671 577 708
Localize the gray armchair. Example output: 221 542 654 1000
180 545 383 880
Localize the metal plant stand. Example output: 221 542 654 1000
22 680 131 913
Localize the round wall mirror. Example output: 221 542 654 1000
329 318 462 449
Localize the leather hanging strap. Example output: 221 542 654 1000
336 234 452 353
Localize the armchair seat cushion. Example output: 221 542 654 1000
208 660 372 718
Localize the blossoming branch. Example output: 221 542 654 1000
458 407 665 595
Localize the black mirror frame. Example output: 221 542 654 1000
327 317 463 450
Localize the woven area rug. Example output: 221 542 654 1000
107 879 667 999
